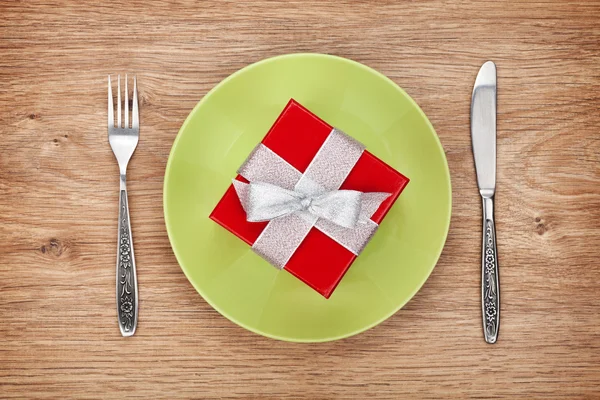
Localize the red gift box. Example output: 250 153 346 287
210 100 409 298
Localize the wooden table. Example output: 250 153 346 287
1 1 599 398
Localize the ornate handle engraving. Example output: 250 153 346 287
117 189 138 336
482 197 499 343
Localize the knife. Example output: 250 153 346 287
471 61 499 344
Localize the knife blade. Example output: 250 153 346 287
471 61 500 344
471 61 497 197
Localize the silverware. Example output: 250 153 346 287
108 75 139 337
471 61 499 344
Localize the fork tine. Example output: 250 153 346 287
108 75 114 128
125 74 129 129
132 76 139 128
117 75 121 128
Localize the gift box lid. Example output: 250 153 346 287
210 99 409 298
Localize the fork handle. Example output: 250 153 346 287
116 183 138 336
481 196 499 343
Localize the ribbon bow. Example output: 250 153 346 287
239 181 390 229
231 127 392 269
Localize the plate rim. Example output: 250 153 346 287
163 53 452 342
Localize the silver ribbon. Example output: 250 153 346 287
233 128 390 269
239 181 388 229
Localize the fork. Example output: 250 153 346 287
108 75 139 337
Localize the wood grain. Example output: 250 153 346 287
1 0 600 398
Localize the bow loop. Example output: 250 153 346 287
246 181 305 222
309 190 363 228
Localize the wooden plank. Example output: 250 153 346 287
1 0 599 398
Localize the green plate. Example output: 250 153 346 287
164 54 451 342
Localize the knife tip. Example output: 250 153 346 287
475 61 496 88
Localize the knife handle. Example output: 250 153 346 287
481 196 499 343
